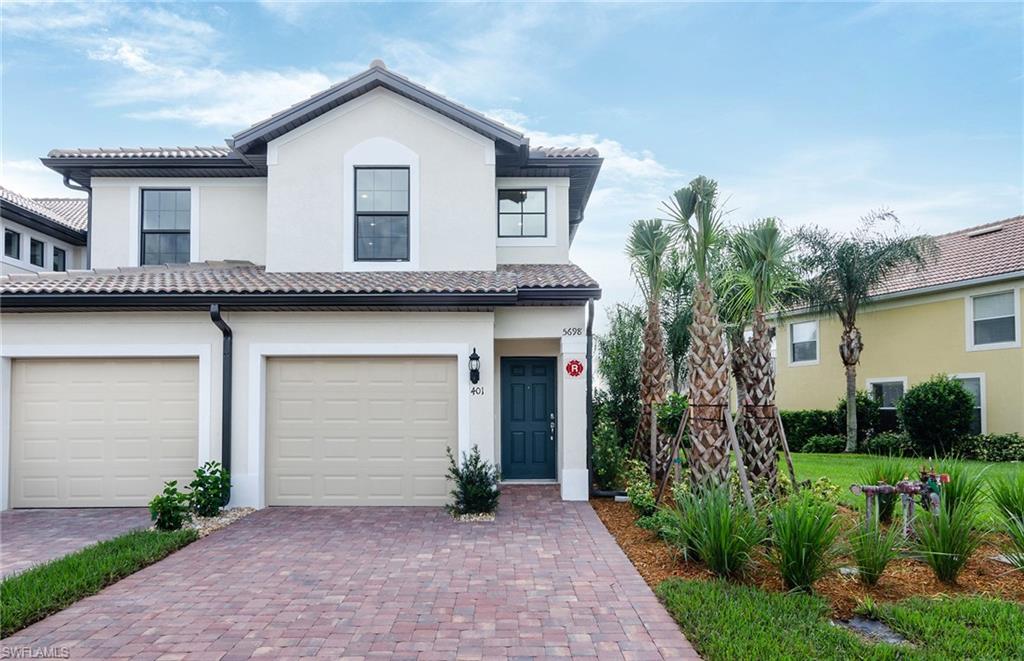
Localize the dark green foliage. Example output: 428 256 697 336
595 304 644 446
833 390 880 445
802 434 846 454
936 459 986 516
1003 515 1024 571
778 409 839 451
445 445 500 516
148 480 190 531
860 456 907 523
591 417 628 491
865 431 914 457
770 494 842 592
898 375 974 457
0 528 197 636
957 433 1024 462
988 471 1024 523
623 459 657 516
849 522 903 586
914 497 985 584
636 507 678 539
683 487 765 578
189 461 231 517
656 391 689 439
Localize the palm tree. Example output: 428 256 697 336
661 250 693 394
721 218 803 491
663 176 731 488
626 219 672 477
798 211 934 452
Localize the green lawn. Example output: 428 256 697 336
789 452 1021 522
0 528 197 637
657 578 1024 660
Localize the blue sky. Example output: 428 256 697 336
2 1 1021 319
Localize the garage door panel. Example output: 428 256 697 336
267 356 457 506
10 358 199 508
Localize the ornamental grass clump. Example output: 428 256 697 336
686 487 765 578
770 494 841 592
915 498 985 584
848 522 902 586
1003 516 1024 571
860 456 906 523
937 459 986 516
989 472 1024 523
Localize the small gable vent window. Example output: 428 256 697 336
498 189 547 238
355 167 409 261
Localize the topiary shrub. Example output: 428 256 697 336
898 375 974 457
779 409 839 451
445 445 500 516
802 434 846 454
956 433 1024 462
189 461 231 517
591 418 628 491
832 390 881 446
865 431 914 457
149 481 190 531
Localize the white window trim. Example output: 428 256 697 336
245 342 470 509
865 377 908 410
952 372 987 435
342 138 420 271
788 319 820 367
0 344 213 511
129 186 199 266
1 221 79 273
965 287 1021 352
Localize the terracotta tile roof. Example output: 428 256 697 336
873 215 1024 297
46 146 234 159
0 185 88 232
530 146 601 159
0 261 598 297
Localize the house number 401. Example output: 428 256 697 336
470 386 485 395
562 327 583 336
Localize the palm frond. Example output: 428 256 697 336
626 218 672 303
661 175 727 281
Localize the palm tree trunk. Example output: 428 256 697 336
740 307 779 492
839 325 863 453
635 299 669 473
687 280 731 488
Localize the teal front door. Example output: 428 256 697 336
501 357 557 480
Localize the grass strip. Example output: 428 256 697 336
1 528 197 637
874 596 1024 659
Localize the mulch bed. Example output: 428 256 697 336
592 498 1024 619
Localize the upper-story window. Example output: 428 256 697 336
4 229 20 259
141 189 191 265
968 290 1019 350
53 247 67 272
789 320 819 365
498 189 547 237
29 238 45 268
355 167 409 261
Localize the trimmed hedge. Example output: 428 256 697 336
802 434 847 454
955 433 1024 463
779 410 837 451
898 375 974 457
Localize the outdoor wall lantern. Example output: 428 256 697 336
469 348 481 384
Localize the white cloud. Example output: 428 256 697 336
0 160 84 197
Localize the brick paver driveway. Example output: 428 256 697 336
1 486 697 659
0 508 152 578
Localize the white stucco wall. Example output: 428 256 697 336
265 88 497 272
494 177 571 265
89 178 267 269
1 218 85 275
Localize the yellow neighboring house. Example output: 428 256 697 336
775 215 1024 435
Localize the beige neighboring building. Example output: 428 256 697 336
0 62 603 510
775 215 1024 435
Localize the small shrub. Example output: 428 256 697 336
802 434 846 454
833 390 881 446
779 409 838 451
189 461 231 517
807 477 842 505
591 418 628 491
1003 515 1024 571
958 433 1024 462
937 459 986 516
445 445 500 516
915 499 985 584
686 487 765 578
636 507 678 540
989 472 1024 524
149 481 191 531
848 522 902 586
624 458 657 517
770 494 841 592
860 457 907 523
657 392 689 439
898 375 974 457
865 431 914 457
660 497 702 561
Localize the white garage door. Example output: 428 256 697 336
9 358 199 508
266 356 457 506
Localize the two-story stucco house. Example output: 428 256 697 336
0 62 603 510
1 186 88 276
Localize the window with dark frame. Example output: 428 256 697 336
355 167 409 261
141 189 191 265
4 229 20 259
29 238 45 267
53 246 67 272
498 189 547 237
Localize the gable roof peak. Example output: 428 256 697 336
369 58 387 70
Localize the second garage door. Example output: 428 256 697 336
266 356 457 506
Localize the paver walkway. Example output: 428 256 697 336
0 486 698 659
0 508 152 577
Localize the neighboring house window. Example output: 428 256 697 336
869 379 905 432
969 291 1018 348
789 320 818 364
954 375 984 435
141 189 191 265
354 167 409 261
53 247 66 272
29 238 45 267
498 189 547 237
4 229 20 259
